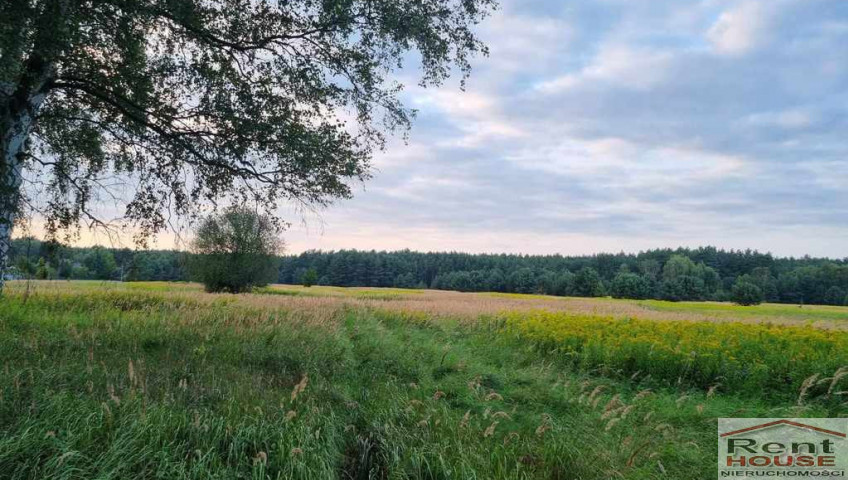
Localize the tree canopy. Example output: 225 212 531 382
0 0 496 290
731 280 763 306
189 207 282 292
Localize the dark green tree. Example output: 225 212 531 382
83 246 117 279
301 268 318 288
34 256 47 279
508 268 536 294
731 280 763 306
662 255 698 282
823 286 846 306
56 258 71 278
0 0 496 293
660 275 705 302
554 271 575 296
486 269 506 292
572 267 604 297
610 272 650 299
189 207 282 293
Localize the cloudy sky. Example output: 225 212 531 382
60 0 848 258
277 0 848 258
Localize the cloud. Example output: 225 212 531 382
744 109 816 129
279 0 848 258
535 45 674 93
477 9 575 73
410 89 525 148
707 1 776 56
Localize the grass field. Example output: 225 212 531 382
1 281 846 479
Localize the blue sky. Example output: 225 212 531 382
57 0 848 258
280 0 848 257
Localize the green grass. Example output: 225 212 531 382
637 299 848 321
1 286 845 479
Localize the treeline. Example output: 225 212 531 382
7 238 848 306
280 248 848 306
6 238 187 282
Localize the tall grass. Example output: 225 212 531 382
1 284 845 479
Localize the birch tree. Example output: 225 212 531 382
0 0 495 292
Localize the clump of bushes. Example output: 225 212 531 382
731 280 763 306
189 207 282 293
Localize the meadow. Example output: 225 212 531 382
1 281 846 479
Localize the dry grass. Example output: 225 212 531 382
7 280 847 330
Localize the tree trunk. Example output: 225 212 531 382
0 66 53 295
0 103 32 295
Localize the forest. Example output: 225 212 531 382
7 238 848 306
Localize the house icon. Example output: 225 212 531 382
721 419 846 439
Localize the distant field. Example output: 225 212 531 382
1 281 846 479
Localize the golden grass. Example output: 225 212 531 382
6 280 847 330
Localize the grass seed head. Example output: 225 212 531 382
634 389 652 401
459 410 471 428
797 374 819 405
504 432 519 446
827 366 848 396
604 394 623 412
290 374 308 402
707 384 721 397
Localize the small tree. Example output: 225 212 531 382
83 247 118 280
660 275 705 302
610 272 650 299
572 267 605 297
190 207 282 293
731 281 763 306
35 258 48 280
301 269 318 288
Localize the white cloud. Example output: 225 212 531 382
479 10 575 73
706 1 776 55
744 108 816 129
412 89 525 148
507 136 748 192
535 45 674 93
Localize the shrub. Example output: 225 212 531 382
572 267 605 297
301 268 318 287
731 281 763 306
35 258 49 280
610 272 650 299
660 275 705 301
189 207 283 293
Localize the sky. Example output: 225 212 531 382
277 0 848 258
45 0 848 258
